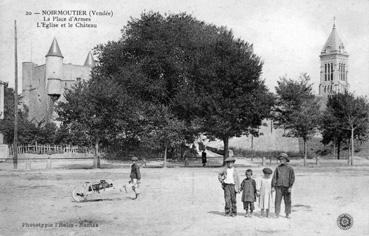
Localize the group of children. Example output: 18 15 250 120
218 153 295 218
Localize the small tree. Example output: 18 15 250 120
321 92 369 165
141 105 186 167
274 74 321 166
320 108 349 159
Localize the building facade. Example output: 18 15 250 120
319 22 349 97
22 38 95 124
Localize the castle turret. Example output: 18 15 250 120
84 51 96 67
45 38 63 100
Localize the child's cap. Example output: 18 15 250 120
131 156 138 161
262 168 273 175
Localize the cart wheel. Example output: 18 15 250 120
72 186 87 202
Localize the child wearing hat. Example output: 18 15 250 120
258 168 274 217
272 153 295 218
124 156 141 199
218 157 240 217
240 169 257 217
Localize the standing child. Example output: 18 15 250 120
218 157 240 217
272 153 295 218
258 168 274 217
240 169 257 217
124 156 141 200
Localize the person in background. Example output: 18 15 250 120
218 157 240 217
202 150 207 167
272 153 295 218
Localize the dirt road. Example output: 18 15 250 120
1 163 369 236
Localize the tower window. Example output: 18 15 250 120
327 64 329 80
330 63 333 80
324 64 327 81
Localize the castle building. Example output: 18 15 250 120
319 22 349 97
22 38 95 124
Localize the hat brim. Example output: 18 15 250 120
278 156 290 162
262 168 273 174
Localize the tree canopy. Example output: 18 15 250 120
56 12 274 164
274 74 321 165
321 92 369 164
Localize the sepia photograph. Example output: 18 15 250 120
0 0 369 235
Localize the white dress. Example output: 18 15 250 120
257 177 273 210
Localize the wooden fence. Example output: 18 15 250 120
8 144 95 156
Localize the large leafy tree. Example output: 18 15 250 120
58 12 274 166
56 76 143 166
89 12 221 161
321 92 369 165
274 74 321 166
185 30 274 164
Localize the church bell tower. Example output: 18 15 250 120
319 19 349 97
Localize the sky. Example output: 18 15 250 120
0 0 368 95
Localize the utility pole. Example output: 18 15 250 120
13 20 18 169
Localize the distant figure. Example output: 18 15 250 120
202 150 207 167
240 169 257 217
124 156 141 200
258 167 274 218
272 153 295 218
218 157 240 217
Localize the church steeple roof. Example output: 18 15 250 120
321 22 347 55
46 38 64 58
84 51 95 67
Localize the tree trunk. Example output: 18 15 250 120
347 143 350 164
94 138 100 168
180 143 184 160
223 137 229 166
251 135 254 162
351 128 354 166
337 141 341 160
333 139 336 159
303 139 307 166
163 144 168 168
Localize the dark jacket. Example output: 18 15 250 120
240 178 257 202
202 152 207 162
130 163 141 180
272 164 295 188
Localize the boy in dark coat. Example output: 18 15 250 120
124 156 141 199
272 153 295 218
240 169 257 217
